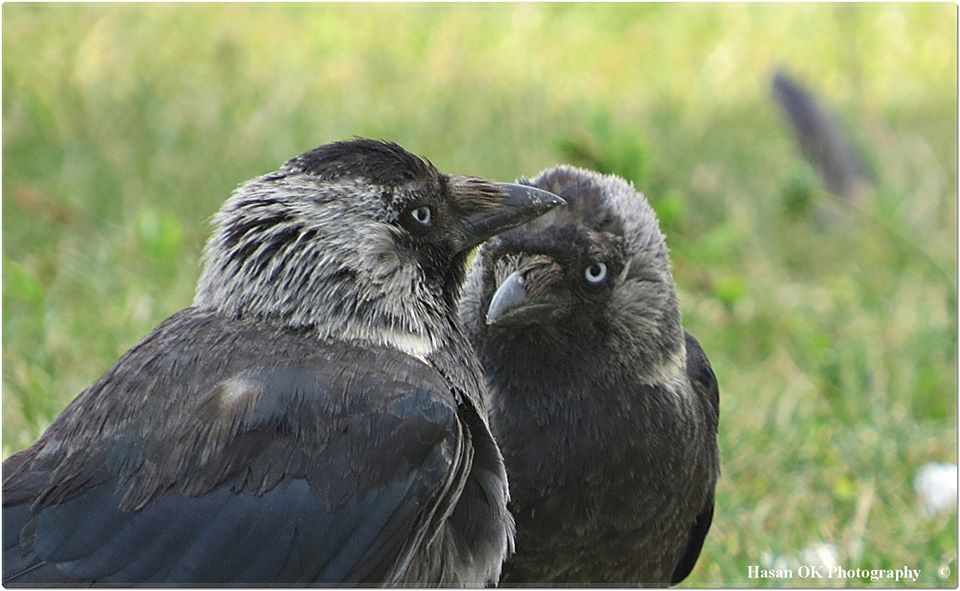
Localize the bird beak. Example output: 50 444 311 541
457 184 565 252
486 271 528 325
486 266 569 327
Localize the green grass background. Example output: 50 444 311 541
3 4 956 587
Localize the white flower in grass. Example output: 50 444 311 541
915 462 958 516
799 542 840 570
759 549 794 572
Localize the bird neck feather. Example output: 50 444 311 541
193 181 450 362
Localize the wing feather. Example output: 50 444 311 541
3 308 467 587
670 331 720 585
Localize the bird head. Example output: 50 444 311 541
194 139 563 358
483 223 630 327
462 165 685 382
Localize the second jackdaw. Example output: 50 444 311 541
3 139 564 587
460 165 720 586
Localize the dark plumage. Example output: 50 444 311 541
460 166 720 586
3 139 564 587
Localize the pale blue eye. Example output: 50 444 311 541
410 206 432 226
584 262 607 283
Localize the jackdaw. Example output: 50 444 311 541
460 166 720 586
2 139 564 587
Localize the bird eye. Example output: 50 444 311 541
584 262 608 284
409 206 432 226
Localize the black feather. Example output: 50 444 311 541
3 309 469 587
772 69 869 198
284 138 437 186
